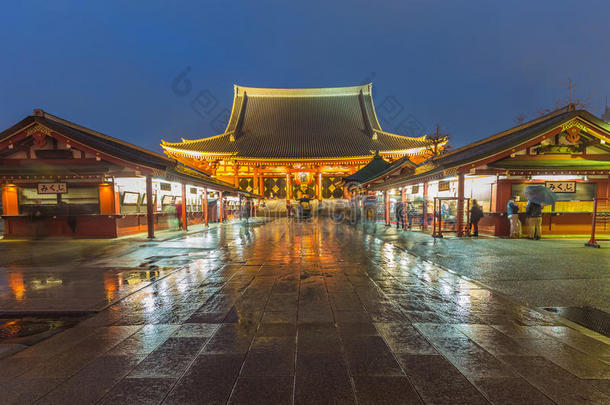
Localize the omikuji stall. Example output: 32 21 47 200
354 107 610 237
0 110 254 238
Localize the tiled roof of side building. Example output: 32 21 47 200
0 110 242 193
366 108 610 188
0 111 174 171
344 153 392 183
345 153 416 184
428 108 610 169
162 84 431 159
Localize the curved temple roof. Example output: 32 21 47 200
162 84 431 159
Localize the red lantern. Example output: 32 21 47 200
293 172 313 185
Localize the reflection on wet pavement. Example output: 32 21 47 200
0 222 267 312
0 218 608 404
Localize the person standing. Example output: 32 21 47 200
526 200 543 240
507 196 521 238
469 199 484 237
395 200 405 230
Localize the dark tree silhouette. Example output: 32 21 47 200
425 124 450 157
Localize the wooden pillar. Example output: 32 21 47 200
384 190 391 226
204 188 209 226
456 173 465 236
401 187 407 226
422 182 429 230
316 168 322 200
219 191 224 223
253 167 259 194
258 167 264 197
146 175 155 239
181 183 187 231
286 171 292 201
234 164 240 188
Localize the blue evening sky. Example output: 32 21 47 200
1 1 609 152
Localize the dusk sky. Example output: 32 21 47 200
2 1 609 152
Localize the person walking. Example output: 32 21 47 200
395 200 405 230
526 200 543 240
507 196 521 238
469 199 484 237
406 201 416 230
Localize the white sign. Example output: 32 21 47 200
37 183 67 194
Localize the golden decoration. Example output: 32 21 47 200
25 125 52 137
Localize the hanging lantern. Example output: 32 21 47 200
293 171 313 185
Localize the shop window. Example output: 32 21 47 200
120 191 141 214
19 187 58 207
18 186 100 215
511 182 597 213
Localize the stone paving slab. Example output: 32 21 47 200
358 221 610 312
0 218 607 404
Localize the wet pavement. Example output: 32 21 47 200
0 220 267 312
359 222 610 313
0 218 609 404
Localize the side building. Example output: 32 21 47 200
0 110 255 238
351 107 610 237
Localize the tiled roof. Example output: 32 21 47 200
366 108 610 188
344 153 391 183
162 84 431 159
0 110 242 193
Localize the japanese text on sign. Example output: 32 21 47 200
37 183 68 194
545 181 576 193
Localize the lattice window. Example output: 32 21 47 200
238 177 254 193
322 177 344 199
263 177 287 199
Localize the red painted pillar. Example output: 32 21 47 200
457 173 465 236
181 183 187 231
204 188 209 226
422 182 429 230
146 175 155 239
384 190 390 226
219 191 224 223
401 187 406 226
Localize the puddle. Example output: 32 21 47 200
542 306 610 337
0 315 87 344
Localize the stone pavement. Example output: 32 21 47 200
0 218 609 404
0 219 267 312
358 221 610 313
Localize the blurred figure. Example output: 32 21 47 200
30 199 45 239
469 199 484 237
243 198 252 223
406 201 416 229
174 201 182 229
526 200 543 240
395 200 404 230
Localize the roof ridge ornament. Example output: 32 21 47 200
232 91 248 142
358 89 375 138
